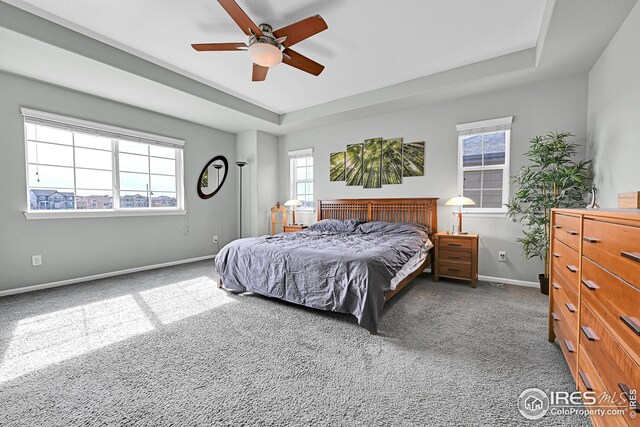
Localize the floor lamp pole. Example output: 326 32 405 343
235 161 247 238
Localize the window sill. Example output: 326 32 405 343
24 209 187 220
460 209 508 218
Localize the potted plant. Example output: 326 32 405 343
506 131 594 295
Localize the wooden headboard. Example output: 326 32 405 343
317 198 438 233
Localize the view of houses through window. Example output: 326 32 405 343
456 117 511 212
25 115 182 212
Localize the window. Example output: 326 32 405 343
456 116 512 212
23 108 184 217
289 148 313 210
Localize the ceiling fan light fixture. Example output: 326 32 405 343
248 42 283 67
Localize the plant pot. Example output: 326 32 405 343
539 273 550 296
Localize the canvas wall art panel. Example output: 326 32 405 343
345 144 363 186
363 138 383 189
381 137 403 185
329 152 346 181
402 141 425 177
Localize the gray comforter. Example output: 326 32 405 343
214 221 431 332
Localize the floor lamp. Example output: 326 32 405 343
235 161 247 237
213 163 223 188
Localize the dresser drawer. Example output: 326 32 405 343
577 345 629 427
439 250 471 264
582 257 640 363
551 276 579 335
580 303 640 424
438 237 472 252
553 213 582 251
554 305 578 378
583 218 640 289
437 262 471 279
551 239 580 293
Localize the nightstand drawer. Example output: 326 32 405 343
283 225 308 233
437 262 471 279
439 250 471 264
438 237 472 251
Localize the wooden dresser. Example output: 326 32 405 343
549 209 640 426
433 232 479 288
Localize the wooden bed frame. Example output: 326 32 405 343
317 198 438 302
215 197 438 334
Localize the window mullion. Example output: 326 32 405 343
113 139 120 210
71 132 78 210
147 147 152 208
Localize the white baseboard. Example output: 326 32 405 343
0 255 216 297
424 268 539 288
478 275 539 288
1 256 539 298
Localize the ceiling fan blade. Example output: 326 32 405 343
273 15 328 48
217 0 263 37
282 48 324 76
252 63 269 81
191 42 247 51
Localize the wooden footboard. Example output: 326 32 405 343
384 250 433 302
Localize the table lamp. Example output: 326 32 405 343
284 199 302 224
445 196 476 234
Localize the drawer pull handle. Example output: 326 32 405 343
448 268 461 272
551 312 560 321
621 251 640 263
620 316 640 336
566 230 579 236
553 225 563 229
448 243 463 247
583 237 599 243
552 253 560 258
552 282 560 290
579 371 593 392
448 256 461 260
565 303 577 313
564 339 575 353
581 326 599 341
565 265 578 273
581 279 599 291
618 383 639 413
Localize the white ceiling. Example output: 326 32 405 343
3 0 546 113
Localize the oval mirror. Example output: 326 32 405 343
197 155 229 199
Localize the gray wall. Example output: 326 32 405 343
279 74 589 283
588 1 640 207
0 71 237 292
236 130 257 238
256 131 279 236
235 130 279 237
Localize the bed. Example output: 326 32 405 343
214 198 438 334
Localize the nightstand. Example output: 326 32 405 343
434 232 479 288
283 224 308 233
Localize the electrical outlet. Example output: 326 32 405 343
32 255 42 266
498 251 507 262
212 235 219 243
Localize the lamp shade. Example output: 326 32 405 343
445 196 476 206
284 199 302 207
248 42 283 67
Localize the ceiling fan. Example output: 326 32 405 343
192 0 328 82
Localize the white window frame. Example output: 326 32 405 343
456 116 512 214
22 108 186 219
288 148 314 212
